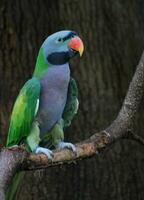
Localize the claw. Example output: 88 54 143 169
57 141 76 154
34 146 54 160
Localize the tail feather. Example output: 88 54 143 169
6 171 25 200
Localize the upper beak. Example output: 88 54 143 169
68 36 84 57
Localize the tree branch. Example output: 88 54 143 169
1 51 144 197
105 52 144 138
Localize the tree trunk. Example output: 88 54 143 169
1 0 144 199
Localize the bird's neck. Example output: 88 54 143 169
33 48 49 79
33 48 70 79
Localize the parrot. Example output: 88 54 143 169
6 30 84 199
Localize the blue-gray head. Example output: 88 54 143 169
34 30 84 77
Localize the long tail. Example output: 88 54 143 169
6 171 25 200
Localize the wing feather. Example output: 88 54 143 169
6 77 41 147
62 77 79 129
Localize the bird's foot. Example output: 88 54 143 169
34 146 54 160
57 141 76 154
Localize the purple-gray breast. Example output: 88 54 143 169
36 64 70 137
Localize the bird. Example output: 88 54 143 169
6 30 84 199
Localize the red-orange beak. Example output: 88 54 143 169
68 36 84 57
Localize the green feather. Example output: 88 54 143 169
62 77 79 129
6 77 40 147
33 47 48 78
6 77 40 200
6 172 25 200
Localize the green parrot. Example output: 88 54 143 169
6 30 84 199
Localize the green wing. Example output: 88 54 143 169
6 77 41 147
62 77 79 129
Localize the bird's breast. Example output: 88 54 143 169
36 65 70 137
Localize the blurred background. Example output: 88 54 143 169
1 0 144 199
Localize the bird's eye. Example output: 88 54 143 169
56 38 63 43
71 35 75 38
58 38 62 42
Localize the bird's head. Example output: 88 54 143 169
34 30 84 77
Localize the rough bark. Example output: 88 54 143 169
105 52 144 138
0 148 27 200
1 0 144 200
